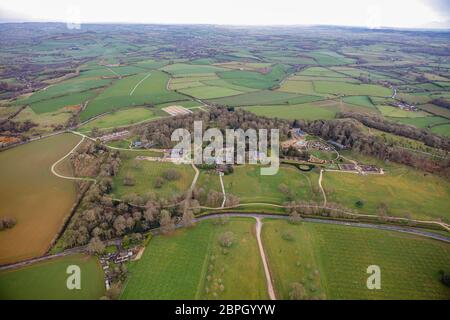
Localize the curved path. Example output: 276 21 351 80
255 217 276 300
190 161 200 193
219 173 226 208
50 136 96 182
318 169 327 206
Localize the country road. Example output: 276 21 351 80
318 169 327 206
255 217 276 300
219 172 226 208
50 135 96 182
1 212 449 272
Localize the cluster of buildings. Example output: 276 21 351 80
131 140 155 149
98 130 129 142
392 101 418 112
281 128 307 150
99 246 141 290
338 163 383 175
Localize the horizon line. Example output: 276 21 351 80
0 20 449 31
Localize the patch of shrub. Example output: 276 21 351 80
0 217 17 231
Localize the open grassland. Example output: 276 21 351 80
314 81 392 97
162 63 228 76
418 103 450 119
132 59 169 70
29 90 97 114
377 105 429 118
197 171 223 197
343 95 376 108
15 78 111 106
262 219 450 299
431 124 450 137
0 134 80 264
178 85 244 99
112 152 194 200
0 254 105 299
261 220 326 300
217 64 290 90
306 51 356 65
390 116 449 130
121 218 268 300
213 61 272 72
323 158 450 221
80 71 186 121
223 165 320 204
78 107 161 132
278 80 325 95
14 106 74 134
209 90 319 107
202 79 259 93
242 100 338 120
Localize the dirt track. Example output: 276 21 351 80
255 217 276 300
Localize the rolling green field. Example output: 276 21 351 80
278 80 324 95
0 254 105 300
390 115 449 130
121 218 268 299
242 101 338 120
377 105 429 118
217 64 290 90
262 219 450 300
14 106 74 134
223 165 320 204
162 63 228 76
112 153 194 200
29 90 97 114
80 71 187 121
431 124 450 137
323 161 450 221
0 133 80 264
314 81 392 97
179 85 243 99
343 95 376 108
209 90 318 106
78 107 162 132
15 78 111 106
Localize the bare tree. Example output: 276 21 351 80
87 237 105 255
159 210 175 234
289 282 306 300
181 209 195 228
219 231 234 248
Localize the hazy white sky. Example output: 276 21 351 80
0 0 449 28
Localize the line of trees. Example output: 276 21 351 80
295 115 450 177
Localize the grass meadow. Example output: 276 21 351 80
121 218 268 299
80 71 186 121
323 156 450 221
263 219 450 299
78 107 161 132
222 165 321 204
112 152 194 200
0 254 105 299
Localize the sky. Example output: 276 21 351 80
0 0 449 29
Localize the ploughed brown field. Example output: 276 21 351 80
0 133 81 264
